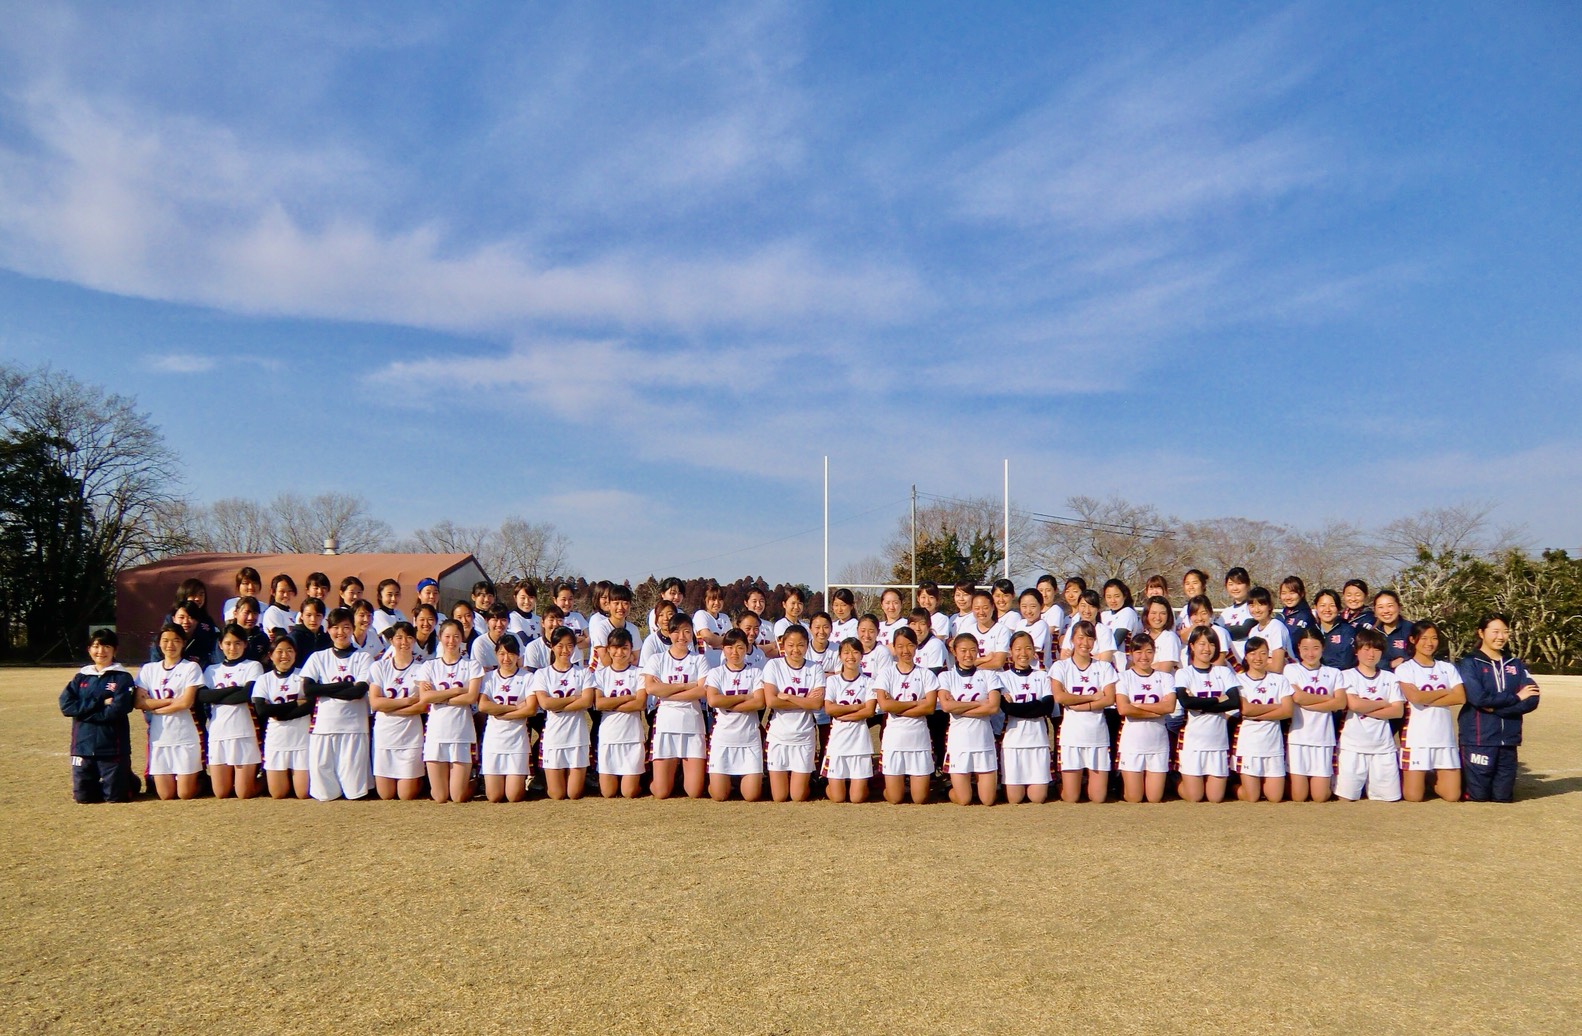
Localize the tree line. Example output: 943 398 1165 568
3 362 1577 669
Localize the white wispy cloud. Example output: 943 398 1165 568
0 17 918 337
147 351 282 374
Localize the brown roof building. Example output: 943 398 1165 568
116 552 488 659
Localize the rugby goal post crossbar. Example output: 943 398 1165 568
822 456 1012 609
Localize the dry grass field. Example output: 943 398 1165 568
3 668 1580 1035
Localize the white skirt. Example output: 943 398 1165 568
207 736 260 767
148 743 202 776
1236 753 1287 778
1287 743 1335 778
945 749 997 775
482 750 531 776
823 754 873 781
264 746 309 772
709 742 764 777
374 746 423 779
1119 750 1169 774
766 741 815 774
1059 745 1111 773
1336 749 1402 801
424 741 473 765
652 731 705 760
1402 745 1460 771
881 748 933 777
598 740 646 776
1177 749 1229 778
1000 747 1051 786
541 745 588 771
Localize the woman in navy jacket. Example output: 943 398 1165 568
1457 613 1540 802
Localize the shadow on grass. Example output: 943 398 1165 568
1517 763 1582 800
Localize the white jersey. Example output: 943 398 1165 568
1396 658 1463 752
560 610 589 640
530 663 592 751
914 636 949 672
251 668 310 752
300 647 373 735
822 671 877 759
1009 615 1055 668
997 667 1054 750
763 658 822 746
592 665 647 746
644 650 710 736
774 616 810 641
587 612 613 648
480 667 535 755
961 620 1009 663
469 633 501 672
830 616 860 644
1101 606 1142 643
1041 603 1068 638
261 604 297 638
422 655 483 744
1062 622 1120 660
806 642 840 675
876 664 937 754
877 617 908 653
639 632 673 668
1051 657 1117 750
858 646 889 681
1339 668 1405 753
937 667 998 755
1234 618 1292 663
592 618 641 651
929 611 952 641
372 607 407 636
706 664 765 748
1235 672 1293 758
1286 663 1343 747
521 637 585 670
1149 629 1184 669
1116 669 1174 755
368 655 425 750
507 609 541 647
1174 664 1239 753
692 609 732 669
1220 601 1253 643
202 659 263 742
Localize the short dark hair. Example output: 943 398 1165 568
1225 567 1251 585
607 584 634 604
472 580 496 597
1247 586 1273 608
326 607 355 628
88 628 119 649
606 628 633 649
1354 627 1386 651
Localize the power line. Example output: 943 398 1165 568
915 489 1177 540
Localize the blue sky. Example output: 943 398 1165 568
1 1 1578 584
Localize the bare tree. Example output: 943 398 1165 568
832 554 892 615
400 519 493 558
491 517 570 582
12 367 182 572
397 517 569 584
204 497 274 553
1024 496 1188 587
1377 502 1526 568
268 492 392 554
